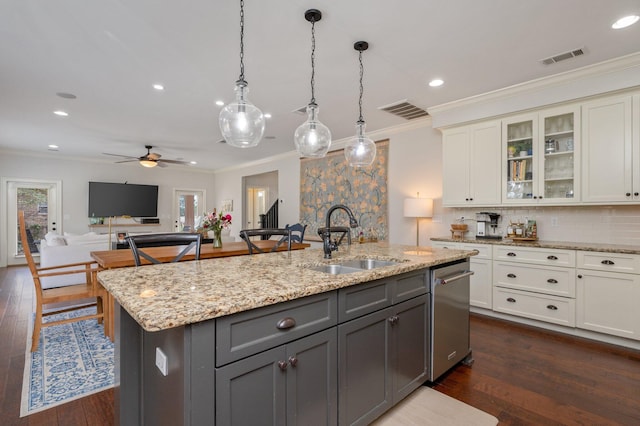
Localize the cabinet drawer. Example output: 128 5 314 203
576 251 640 274
393 270 428 304
216 292 338 366
431 242 492 259
493 287 575 327
494 246 575 267
494 262 575 297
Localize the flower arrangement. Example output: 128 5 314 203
201 209 232 233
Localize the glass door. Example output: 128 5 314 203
503 114 537 203
173 189 205 232
539 105 580 203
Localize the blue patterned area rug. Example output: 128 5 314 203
20 307 114 417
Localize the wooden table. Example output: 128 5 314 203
92 240 310 339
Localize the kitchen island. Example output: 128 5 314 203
97 243 476 425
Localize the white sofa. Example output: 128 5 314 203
39 232 112 289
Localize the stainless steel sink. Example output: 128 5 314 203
306 258 402 275
337 259 401 270
307 264 363 275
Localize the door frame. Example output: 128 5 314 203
1 177 62 267
172 188 206 232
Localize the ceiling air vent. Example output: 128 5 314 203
378 100 429 120
541 47 585 65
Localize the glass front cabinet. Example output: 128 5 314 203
502 105 580 204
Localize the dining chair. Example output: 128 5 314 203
126 233 202 266
19 211 105 352
239 228 292 254
284 223 307 243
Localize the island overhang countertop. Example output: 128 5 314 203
97 243 476 332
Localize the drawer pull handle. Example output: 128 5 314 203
547 255 558 260
601 260 615 265
507 252 516 257
507 297 516 303
276 317 296 330
278 360 288 371
547 305 558 311
547 278 558 284
288 356 298 368
507 273 517 278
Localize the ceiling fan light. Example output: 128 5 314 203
219 80 265 148
345 121 376 167
140 159 158 168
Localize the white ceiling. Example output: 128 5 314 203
1 0 639 171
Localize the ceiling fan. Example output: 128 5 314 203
103 145 189 168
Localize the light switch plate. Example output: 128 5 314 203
155 347 168 376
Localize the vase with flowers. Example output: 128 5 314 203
201 209 232 248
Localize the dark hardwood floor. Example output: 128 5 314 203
1 265 639 425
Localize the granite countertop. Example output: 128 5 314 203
97 243 475 332
431 236 640 254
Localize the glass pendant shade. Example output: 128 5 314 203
294 103 332 157
219 80 265 148
345 120 376 167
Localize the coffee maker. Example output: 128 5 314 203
476 212 502 240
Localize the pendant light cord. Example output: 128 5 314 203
309 18 317 104
358 49 364 123
238 0 245 82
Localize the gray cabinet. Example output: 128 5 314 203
338 294 429 426
216 328 338 426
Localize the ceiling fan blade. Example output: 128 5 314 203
103 152 137 159
115 159 138 164
157 161 169 168
158 159 189 165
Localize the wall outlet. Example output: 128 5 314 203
551 217 559 227
155 347 168 376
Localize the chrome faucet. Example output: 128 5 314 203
319 204 359 259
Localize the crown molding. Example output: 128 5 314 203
428 51 640 117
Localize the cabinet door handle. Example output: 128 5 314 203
539 195 543 199
507 273 517 278
547 305 558 311
278 360 288 371
547 278 558 284
507 252 517 257
547 255 558 260
533 196 538 199
388 315 399 326
577 274 583 279
276 317 296 330
626 192 631 197
601 260 615 265
507 297 516 303
635 192 639 196
288 356 298 368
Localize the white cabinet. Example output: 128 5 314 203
431 241 492 309
492 245 576 326
581 94 637 203
442 121 501 207
576 251 640 340
502 105 580 204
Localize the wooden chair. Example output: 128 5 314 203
18 211 105 352
126 233 202 266
284 223 307 243
239 228 292 254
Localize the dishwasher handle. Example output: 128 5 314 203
434 270 474 285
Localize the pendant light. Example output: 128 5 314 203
218 0 265 148
345 41 376 167
294 9 332 158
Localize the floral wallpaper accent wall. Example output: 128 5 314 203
300 140 389 240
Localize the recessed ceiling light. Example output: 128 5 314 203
429 79 444 87
153 84 165 91
264 113 272 119
48 144 59 150
612 15 639 29
190 161 197 165
53 110 68 116
215 100 224 106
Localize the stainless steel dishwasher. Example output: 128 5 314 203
430 259 474 381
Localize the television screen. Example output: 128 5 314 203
88 182 158 218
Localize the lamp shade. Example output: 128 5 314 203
403 197 433 218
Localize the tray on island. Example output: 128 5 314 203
510 237 538 241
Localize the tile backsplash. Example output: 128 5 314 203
429 205 640 246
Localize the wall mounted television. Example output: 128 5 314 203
88 182 158 218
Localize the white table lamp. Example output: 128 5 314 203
403 193 433 246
